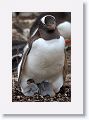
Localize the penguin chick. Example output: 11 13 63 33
18 15 65 97
23 79 39 96
38 81 55 97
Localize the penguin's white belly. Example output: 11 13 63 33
24 36 65 83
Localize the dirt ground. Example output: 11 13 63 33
12 12 71 102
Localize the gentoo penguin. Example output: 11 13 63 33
30 12 71 46
13 12 30 41
18 15 66 97
57 21 71 47
30 12 71 36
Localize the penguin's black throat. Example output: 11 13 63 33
38 27 60 40
47 29 55 33
38 23 60 40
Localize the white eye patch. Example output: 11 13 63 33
41 16 45 24
41 15 55 25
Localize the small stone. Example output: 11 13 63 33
28 99 31 102
17 96 20 99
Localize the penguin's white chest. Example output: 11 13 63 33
24 36 65 82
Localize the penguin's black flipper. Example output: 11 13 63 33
18 45 30 83
18 30 40 84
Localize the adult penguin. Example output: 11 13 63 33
30 12 71 47
18 15 66 97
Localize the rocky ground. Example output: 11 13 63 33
12 12 71 102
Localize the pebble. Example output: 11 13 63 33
17 96 20 99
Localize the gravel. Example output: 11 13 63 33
12 49 71 102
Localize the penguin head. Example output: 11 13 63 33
30 15 60 40
40 15 56 32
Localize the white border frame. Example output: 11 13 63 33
0 0 83 114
